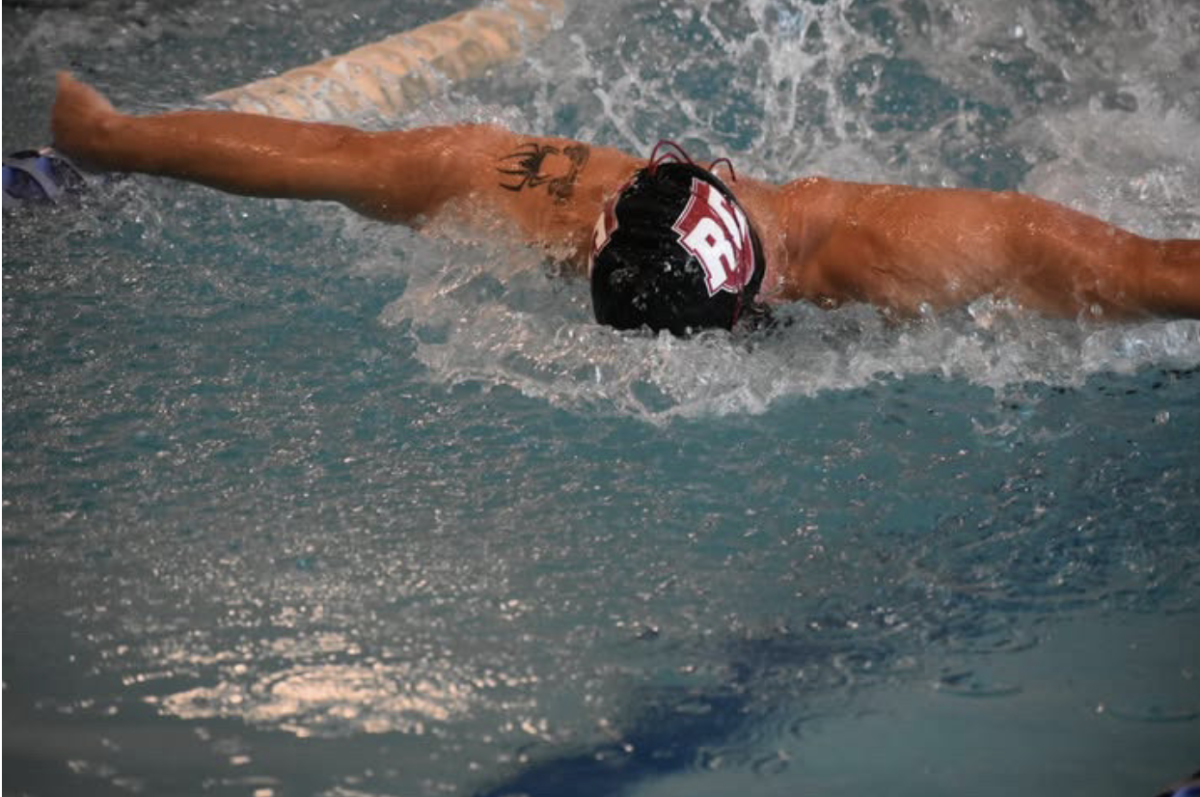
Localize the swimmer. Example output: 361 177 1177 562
48 72 1200 334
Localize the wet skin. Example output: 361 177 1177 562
51 72 1200 321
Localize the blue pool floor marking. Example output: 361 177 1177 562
1157 772 1200 797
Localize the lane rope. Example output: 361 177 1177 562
205 0 565 121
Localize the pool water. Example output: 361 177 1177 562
4 1 1199 796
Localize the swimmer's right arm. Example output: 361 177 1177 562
51 73 638 264
51 72 477 224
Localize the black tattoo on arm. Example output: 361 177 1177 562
497 142 590 204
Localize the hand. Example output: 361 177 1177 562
51 71 121 169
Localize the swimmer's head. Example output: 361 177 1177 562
588 143 765 336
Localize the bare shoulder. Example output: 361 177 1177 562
382 124 634 171
362 124 640 263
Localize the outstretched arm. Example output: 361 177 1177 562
784 179 1200 319
50 72 640 264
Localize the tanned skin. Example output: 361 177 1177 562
50 72 1200 321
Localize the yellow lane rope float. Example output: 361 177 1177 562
206 0 565 121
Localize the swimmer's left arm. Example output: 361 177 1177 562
785 180 1200 319
995 192 1200 318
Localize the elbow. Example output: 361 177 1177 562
1139 239 1200 317
337 131 456 224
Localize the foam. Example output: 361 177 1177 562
357 202 1197 421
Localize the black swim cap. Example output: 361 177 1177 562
588 151 766 336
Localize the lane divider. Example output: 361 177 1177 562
206 0 564 120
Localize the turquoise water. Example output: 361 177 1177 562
4 1 1200 795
